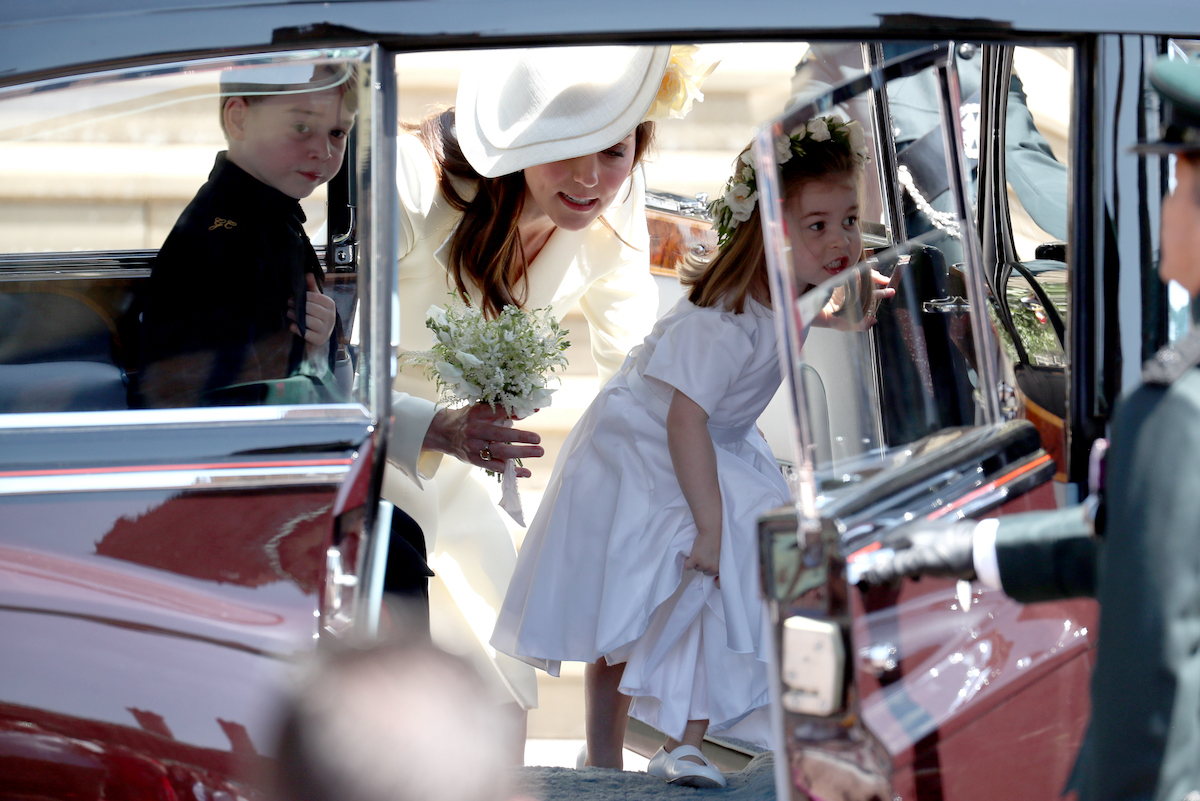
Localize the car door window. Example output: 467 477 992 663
1164 40 1200 344
759 43 1001 520
0 49 369 414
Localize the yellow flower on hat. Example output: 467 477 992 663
644 45 718 122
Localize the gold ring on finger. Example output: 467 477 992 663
479 446 492 462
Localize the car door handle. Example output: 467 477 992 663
923 296 971 314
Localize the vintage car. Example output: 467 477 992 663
0 2 1196 799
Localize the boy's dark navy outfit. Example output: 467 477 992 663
142 150 434 625
140 152 336 407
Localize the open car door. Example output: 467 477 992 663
757 43 1095 801
0 45 396 797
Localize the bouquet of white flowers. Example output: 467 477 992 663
405 299 570 524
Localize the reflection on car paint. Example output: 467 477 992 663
856 583 1095 758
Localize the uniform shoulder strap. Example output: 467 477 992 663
1142 326 1200 385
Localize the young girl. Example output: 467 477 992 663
491 115 871 788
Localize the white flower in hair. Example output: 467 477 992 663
845 120 869 163
775 134 794 164
806 117 831 142
723 183 759 222
644 45 718 121
707 114 871 247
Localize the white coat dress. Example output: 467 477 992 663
382 134 659 709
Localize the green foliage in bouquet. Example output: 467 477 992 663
406 299 571 419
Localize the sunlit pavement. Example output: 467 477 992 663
524 739 650 771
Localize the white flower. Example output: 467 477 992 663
427 304 448 328
775 134 793 164
644 45 718 121
434 361 481 399
845 119 869 162
508 387 555 419
740 149 755 166
405 297 569 419
827 114 845 126
806 117 831 142
741 165 755 181
723 182 759 222
456 350 483 368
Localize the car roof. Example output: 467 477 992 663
2 0 1199 86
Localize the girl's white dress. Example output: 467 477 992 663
492 295 791 741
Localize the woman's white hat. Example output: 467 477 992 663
456 45 672 178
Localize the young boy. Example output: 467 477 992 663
139 63 356 407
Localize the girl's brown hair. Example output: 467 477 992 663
681 136 861 312
406 108 656 317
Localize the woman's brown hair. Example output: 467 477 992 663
681 136 861 313
406 108 656 317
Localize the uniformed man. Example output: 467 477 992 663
862 55 1200 801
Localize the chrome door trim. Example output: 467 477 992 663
0 461 351 496
349 43 399 638
936 50 1002 424
0 404 371 431
361 43 397 428
0 47 373 102
862 42 905 244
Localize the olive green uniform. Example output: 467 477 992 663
994 330 1200 801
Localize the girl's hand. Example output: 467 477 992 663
865 268 897 317
684 529 721 578
811 269 894 331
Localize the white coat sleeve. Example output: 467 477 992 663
387 391 441 484
386 135 445 486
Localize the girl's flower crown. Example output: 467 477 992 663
707 114 870 247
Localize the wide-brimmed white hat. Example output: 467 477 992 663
456 45 672 178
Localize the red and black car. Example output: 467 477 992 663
0 2 1195 799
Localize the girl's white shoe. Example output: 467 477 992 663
647 745 727 789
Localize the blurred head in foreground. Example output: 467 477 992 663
271 639 512 801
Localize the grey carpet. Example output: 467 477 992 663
512 751 776 800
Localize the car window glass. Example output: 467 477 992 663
1007 47 1072 261
995 45 1071 365
0 50 367 414
1165 39 1200 344
757 44 993 521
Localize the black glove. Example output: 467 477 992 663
859 518 978 584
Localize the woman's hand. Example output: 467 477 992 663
423 403 544 477
289 273 338 356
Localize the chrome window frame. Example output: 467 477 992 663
0 45 391 429
755 42 1003 525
